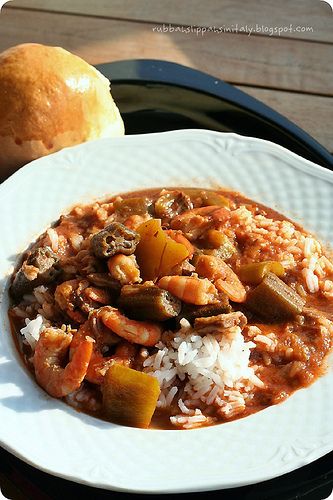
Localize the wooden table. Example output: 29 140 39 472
0 1 333 498
0 0 332 153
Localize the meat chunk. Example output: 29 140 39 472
180 296 231 324
194 311 247 334
10 246 60 299
154 190 193 220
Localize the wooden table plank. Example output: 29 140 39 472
237 86 333 152
1 8 332 97
9 0 333 43
1 8 331 152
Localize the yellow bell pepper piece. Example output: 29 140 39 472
102 364 160 428
238 261 285 285
135 219 189 280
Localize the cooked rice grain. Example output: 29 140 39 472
144 320 260 428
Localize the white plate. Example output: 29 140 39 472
0 130 332 493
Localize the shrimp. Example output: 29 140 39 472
86 342 137 384
70 319 137 385
33 327 93 398
69 318 115 360
195 254 246 303
83 287 111 305
98 306 162 346
54 279 87 323
171 205 230 241
55 279 111 323
157 275 219 305
107 254 141 285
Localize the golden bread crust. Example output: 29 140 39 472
0 43 124 177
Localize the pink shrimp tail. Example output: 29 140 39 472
34 329 93 398
99 307 161 346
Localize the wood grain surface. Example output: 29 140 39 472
0 2 332 151
1 7 332 96
9 0 333 43
236 86 332 151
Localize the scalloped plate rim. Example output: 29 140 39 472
0 129 332 493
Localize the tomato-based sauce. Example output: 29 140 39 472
9 188 333 429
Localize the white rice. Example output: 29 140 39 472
33 285 49 305
47 228 59 252
20 314 46 349
178 398 194 415
229 206 332 294
323 280 333 298
170 409 213 429
304 237 321 258
69 234 84 251
302 268 319 293
144 318 262 428
253 333 277 353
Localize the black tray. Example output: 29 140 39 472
1 59 332 500
98 59 333 169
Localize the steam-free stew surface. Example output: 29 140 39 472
9 188 333 429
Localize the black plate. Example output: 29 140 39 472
97 59 333 169
1 60 332 500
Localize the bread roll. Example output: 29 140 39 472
0 43 124 179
